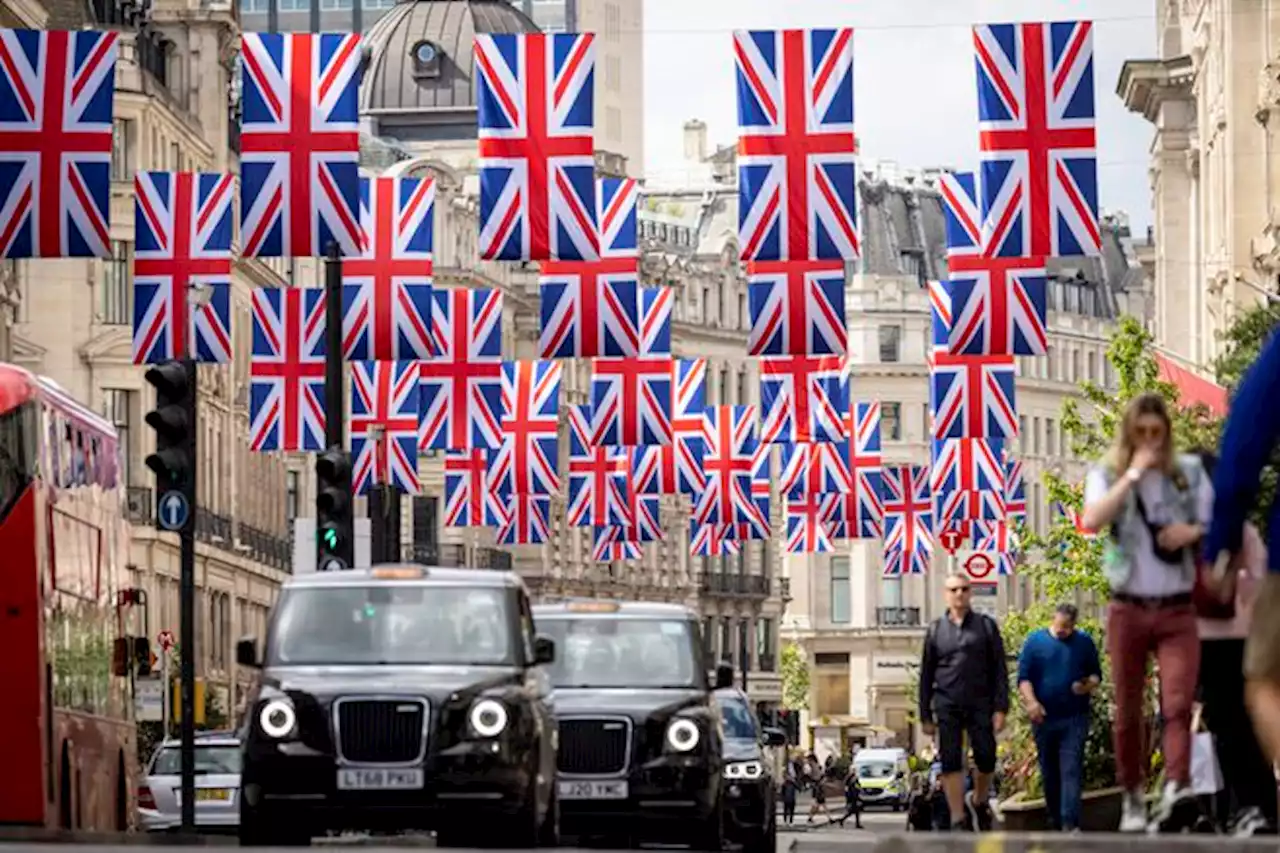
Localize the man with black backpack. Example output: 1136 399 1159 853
918 572 1008 832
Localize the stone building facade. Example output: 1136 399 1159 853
1119 0 1280 369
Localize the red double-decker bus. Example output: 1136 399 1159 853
0 363 137 831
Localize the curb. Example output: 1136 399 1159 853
0 828 236 845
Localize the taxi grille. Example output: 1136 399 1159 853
335 699 426 764
557 718 630 775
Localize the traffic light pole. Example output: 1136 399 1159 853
315 241 355 571
324 241 344 452
177 358 197 834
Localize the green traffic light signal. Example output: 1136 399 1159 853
322 527 339 549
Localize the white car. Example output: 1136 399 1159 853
138 732 241 834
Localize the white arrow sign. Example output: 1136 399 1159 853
158 491 189 531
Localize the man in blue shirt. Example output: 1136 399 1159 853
1016 604 1102 832
1204 326 1280 769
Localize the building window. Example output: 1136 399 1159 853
756 617 775 671
718 369 729 406
830 556 851 624
412 496 438 557
101 240 132 325
101 389 134 487
881 402 901 440
878 325 901 362
736 369 747 406
285 470 300 521
111 119 135 181
1019 415 1028 454
702 616 715 657
1046 418 1057 456
880 576 902 608
737 619 751 671
720 617 733 664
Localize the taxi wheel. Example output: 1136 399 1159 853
239 809 311 847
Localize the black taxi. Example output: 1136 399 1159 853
532 600 725 850
713 668 786 853
236 565 558 847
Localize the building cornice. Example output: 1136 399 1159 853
1117 55 1195 122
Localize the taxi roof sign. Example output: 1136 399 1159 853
371 566 425 580
566 600 620 613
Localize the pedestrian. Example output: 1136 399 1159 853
1082 392 1209 833
781 760 799 826
1015 603 1102 832
917 571 1009 832
837 764 863 828
1194 449 1276 834
805 773 832 824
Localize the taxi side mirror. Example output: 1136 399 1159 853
533 635 555 665
236 636 260 669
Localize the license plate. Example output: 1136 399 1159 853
337 768 425 790
558 780 628 800
175 788 232 805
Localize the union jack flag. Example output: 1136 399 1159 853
475 32 598 261
693 405 759 528
538 258 639 358
927 280 952 365
931 353 1018 440
747 260 848 356
882 464 933 576
590 357 673 447
341 176 435 361
613 486 664 543
632 359 710 496
760 355 847 444
780 441 851 498
496 495 551 546
1005 458 1026 522
0 29 118 259
974 21 1100 258
640 287 674 356
948 256 1049 356
973 520 1018 575
940 171 982 257
491 360 561 497
566 405 630 528
592 527 642 562
249 287 327 452
598 177 639 257
443 449 503 528
786 494 835 554
419 288 504 451
690 522 741 557
1056 501 1098 537
931 437 1006 524
734 28 859 261
735 441 773 541
132 171 234 364
824 401 884 539
238 32 362 258
350 361 421 495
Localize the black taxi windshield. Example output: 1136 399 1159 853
266 585 514 666
538 617 702 689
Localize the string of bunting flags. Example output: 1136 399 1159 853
0 19 1103 575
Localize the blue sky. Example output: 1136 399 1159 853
642 0 1158 230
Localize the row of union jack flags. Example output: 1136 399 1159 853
0 23 1098 266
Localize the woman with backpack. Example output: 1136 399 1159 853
1082 393 1212 833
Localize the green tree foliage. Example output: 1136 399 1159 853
780 642 810 711
1212 301 1280 539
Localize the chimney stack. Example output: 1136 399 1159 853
683 119 708 163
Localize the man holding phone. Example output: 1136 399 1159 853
1016 604 1102 832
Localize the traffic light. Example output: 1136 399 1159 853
316 446 354 571
144 360 192 496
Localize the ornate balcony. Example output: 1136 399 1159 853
875 607 922 628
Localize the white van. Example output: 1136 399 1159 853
852 747 911 810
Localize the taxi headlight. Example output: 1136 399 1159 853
258 699 296 739
724 760 764 780
469 699 509 738
665 718 700 752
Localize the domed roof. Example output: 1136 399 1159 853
360 0 538 119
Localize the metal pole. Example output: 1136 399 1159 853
178 358 197 834
309 0 319 35
162 649 170 741
351 0 361 36
324 240 345 453
267 0 278 34
369 485 385 564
